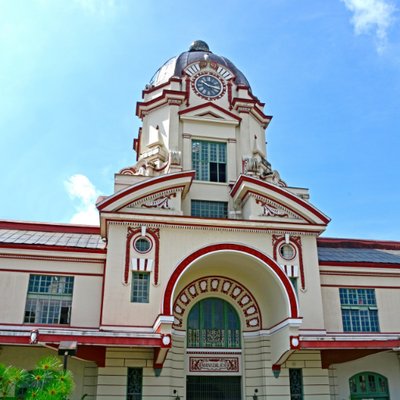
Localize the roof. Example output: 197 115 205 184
318 237 400 264
149 40 250 88
0 220 105 251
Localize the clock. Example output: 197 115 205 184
194 74 224 99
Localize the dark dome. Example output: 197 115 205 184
149 41 251 89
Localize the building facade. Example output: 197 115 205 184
1 41 400 400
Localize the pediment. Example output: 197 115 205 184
231 175 330 226
179 102 241 125
97 171 195 214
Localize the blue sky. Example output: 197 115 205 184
0 0 399 240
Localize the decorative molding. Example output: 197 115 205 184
173 276 261 331
189 356 240 373
273 235 305 290
127 188 182 209
124 227 160 285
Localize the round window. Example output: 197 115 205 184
279 244 296 260
133 237 152 253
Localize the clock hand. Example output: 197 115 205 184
202 81 220 90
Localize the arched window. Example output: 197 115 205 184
349 372 389 400
187 298 240 348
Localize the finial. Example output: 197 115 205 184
189 40 210 52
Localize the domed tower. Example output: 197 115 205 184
96 42 330 399
114 40 296 218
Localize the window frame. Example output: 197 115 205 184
127 367 143 400
191 200 228 219
187 298 241 349
131 272 150 303
339 288 380 332
192 140 227 183
289 368 304 400
24 275 74 325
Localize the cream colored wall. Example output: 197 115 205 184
0 345 97 400
102 222 326 331
96 347 180 400
0 255 104 327
284 351 331 399
329 351 400 400
320 268 400 332
297 235 326 330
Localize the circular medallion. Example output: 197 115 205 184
279 244 296 261
133 237 152 253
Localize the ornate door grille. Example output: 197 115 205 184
187 376 241 400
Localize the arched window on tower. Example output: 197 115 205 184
187 298 240 348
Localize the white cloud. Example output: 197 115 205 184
64 174 101 225
341 0 396 52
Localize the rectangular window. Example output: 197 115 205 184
24 275 74 325
339 288 379 332
131 272 150 303
289 368 303 400
192 140 226 182
127 368 143 400
191 200 228 219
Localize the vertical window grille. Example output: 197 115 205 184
192 140 226 182
339 288 379 332
127 368 143 400
289 368 303 400
131 272 150 303
191 200 228 219
24 275 74 325
187 298 240 348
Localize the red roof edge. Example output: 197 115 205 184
318 237 400 250
0 220 100 235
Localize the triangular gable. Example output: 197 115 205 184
179 102 241 125
230 175 330 226
97 171 195 213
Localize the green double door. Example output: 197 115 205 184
186 376 241 400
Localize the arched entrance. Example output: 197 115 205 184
186 298 242 400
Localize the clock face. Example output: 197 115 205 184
194 74 223 98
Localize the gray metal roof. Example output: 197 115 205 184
0 229 105 250
149 41 250 88
318 247 400 264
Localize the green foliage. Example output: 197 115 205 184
0 356 74 400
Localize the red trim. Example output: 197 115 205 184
124 228 160 285
99 256 107 326
318 237 400 250
272 235 305 290
0 243 105 254
0 334 162 347
319 261 400 268
136 89 186 117
178 102 241 122
231 175 330 225
0 253 104 263
97 171 195 211
101 215 326 231
163 243 298 318
301 339 400 349
0 220 100 234
115 184 187 212
0 268 103 277
321 283 400 289
142 77 182 97
320 271 400 278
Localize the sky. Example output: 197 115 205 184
0 0 399 240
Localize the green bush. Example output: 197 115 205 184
0 356 74 399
